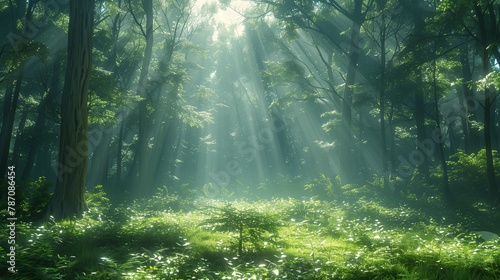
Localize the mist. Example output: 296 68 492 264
1 0 500 278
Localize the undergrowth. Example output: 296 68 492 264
0 182 499 279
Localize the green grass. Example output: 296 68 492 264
1 190 500 279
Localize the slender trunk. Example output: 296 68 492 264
11 107 29 168
0 68 23 176
405 2 430 179
414 69 429 178
483 64 499 201
388 99 396 176
46 0 95 220
0 0 31 171
136 0 154 193
448 124 457 155
432 60 450 199
491 98 499 150
151 116 173 186
474 2 499 202
484 82 498 201
106 4 124 187
1 84 14 131
238 223 243 255
22 55 62 179
340 0 363 182
116 108 124 185
379 15 389 187
460 43 480 153
87 127 112 188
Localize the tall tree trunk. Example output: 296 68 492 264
414 70 429 178
22 55 62 179
491 99 499 150
0 69 23 176
379 14 389 187
154 119 178 186
46 0 95 220
483 75 498 201
0 0 30 166
340 0 363 182
432 60 450 199
135 0 154 193
459 43 479 153
103 2 125 188
474 2 499 202
388 99 397 177
409 3 429 179
87 6 122 189
87 127 112 188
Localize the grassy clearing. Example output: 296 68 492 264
1 188 500 279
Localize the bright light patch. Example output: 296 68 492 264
195 0 252 40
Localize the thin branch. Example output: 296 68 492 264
127 0 146 37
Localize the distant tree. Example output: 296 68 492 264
21 54 63 180
471 0 500 202
363 0 408 186
435 0 500 202
46 0 95 220
256 0 376 182
0 0 38 181
398 1 435 178
126 0 153 193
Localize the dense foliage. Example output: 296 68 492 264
1 181 500 279
1 0 500 278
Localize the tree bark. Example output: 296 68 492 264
474 2 499 202
432 60 450 199
378 13 389 187
46 0 95 220
483 78 498 201
0 0 38 176
414 69 429 178
135 0 154 193
0 0 36 170
459 43 475 153
87 127 112 188
0 68 23 177
340 0 363 182
409 4 429 178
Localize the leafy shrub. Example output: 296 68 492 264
12 177 52 219
85 185 111 219
2 194 499 279
202 204 280 255
305 174 378 201
447 149 500 201
304 174 340 198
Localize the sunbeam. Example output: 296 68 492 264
3 0 500 278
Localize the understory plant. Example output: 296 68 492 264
201 204 280 255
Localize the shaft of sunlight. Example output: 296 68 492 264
194 0 253 40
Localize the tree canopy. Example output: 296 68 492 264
0 0 500 216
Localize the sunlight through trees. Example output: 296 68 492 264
1 0 500 278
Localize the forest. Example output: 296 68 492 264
1 0 500 279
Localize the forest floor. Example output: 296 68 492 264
1 183 500 279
